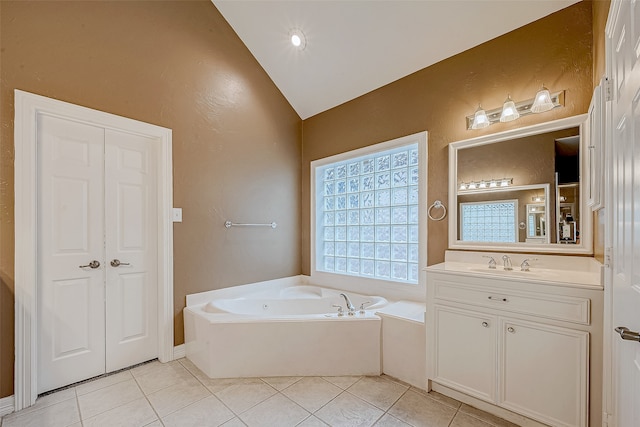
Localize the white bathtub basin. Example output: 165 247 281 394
184 281 388 378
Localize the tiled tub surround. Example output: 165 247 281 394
0 358 519 427
184 277 392 379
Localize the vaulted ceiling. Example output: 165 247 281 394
213 0 581 119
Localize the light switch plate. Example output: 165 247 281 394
172 208 182 222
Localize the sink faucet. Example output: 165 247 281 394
502 255 513 271
340 293 356 316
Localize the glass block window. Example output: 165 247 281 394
316 143 419 284
460 200 517 243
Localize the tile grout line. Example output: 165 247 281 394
177 358 252 424
74 388 85 427
131 367 166 426
380 386 411 426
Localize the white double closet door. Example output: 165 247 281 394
37 114 158 393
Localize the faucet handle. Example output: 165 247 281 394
520 258 538 271
359 301 371 314
501 255 513 271
482 255 497 269
332 304 344 317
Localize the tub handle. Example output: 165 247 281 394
332 304 344 317
359 301 371 314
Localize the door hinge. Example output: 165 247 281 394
605 246 613 269
604 77 614 102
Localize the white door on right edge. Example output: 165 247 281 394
608 1 640 426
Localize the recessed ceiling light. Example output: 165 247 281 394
290 29 306 50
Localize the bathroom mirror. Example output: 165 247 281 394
448 114 593 254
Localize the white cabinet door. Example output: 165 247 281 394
499 318 589 427
433 305 496 402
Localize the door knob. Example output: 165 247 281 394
79 260 100 269
615 326 640 342
110 259 130 267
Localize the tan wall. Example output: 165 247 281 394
301 2 595 274
593 0 611 86
0 0 301 398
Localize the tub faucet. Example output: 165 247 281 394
520 258 538 271
482 255 497 269
340 293 356 316
502 255 513 271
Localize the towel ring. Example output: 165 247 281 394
428 200 447 221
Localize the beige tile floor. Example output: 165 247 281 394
0 358 518 427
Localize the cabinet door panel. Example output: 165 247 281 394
433 305 496 402
499 318 588 427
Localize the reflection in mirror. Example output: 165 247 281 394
526 203 546 242
458 184 549 244
448 115 592 254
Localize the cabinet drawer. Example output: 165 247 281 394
433 280 590 325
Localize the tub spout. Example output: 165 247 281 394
340 293 356 316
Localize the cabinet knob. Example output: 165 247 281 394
482 321 489 328
507 326 516 333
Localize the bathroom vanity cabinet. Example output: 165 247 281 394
426 257 603 427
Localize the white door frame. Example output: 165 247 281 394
13 90 175 411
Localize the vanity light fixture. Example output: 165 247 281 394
466 89 565 130
499 95 520 123
500 178 512 187
532 195 545 202
458 178 512 193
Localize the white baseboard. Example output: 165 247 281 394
173 344 185 359
0 394 14 418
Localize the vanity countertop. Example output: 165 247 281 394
426 251 603 290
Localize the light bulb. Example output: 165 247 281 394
531 86 554 113
289 29 306 50
471 105 490 129
500 95 520 122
